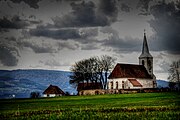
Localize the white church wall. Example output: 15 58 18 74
108 78 156 89
138 78 156 88
108 78 127 89
126 80 142 89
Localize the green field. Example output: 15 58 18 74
0 92 180 120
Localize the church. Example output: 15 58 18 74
108 32 157 90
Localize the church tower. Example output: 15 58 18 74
139 31 153 76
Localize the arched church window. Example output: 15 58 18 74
148 60 152 72
142 60 144 65
148 60 151 66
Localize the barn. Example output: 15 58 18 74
43 85 65 97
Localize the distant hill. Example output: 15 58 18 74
156 80 169 88
0 69 76 99
0 69 170 99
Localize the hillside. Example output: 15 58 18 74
0 69 76 98
156 79 169 88
0 69 170 98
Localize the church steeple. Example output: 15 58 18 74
139 30 153 76
139 30 152 58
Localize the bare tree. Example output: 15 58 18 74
69 55 116 90
97 55 116 89
168 60 180 90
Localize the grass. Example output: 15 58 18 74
0 92 180 119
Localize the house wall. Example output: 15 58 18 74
108 78 156 89
43 94 56 97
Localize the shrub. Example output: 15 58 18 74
30 92 40 98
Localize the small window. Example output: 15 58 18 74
116 81 118 89
111 81 113 89
122 81 124 89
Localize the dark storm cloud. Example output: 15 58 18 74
104 36 141 52
137 0 152 14
121 3 131 12
51 0 119 28
0 15 29 29
6 0 42 9
57 41 80 50
149 1 180 54
81 43 99 50
54 0 81 1
51 1 109 28
29 26 100 50
0 45 19 66
27 0 117 49
21 41 56 53
0 37 22 66
29 23 98 41
101 27 141 52
29 27 81 40
98 0 118 22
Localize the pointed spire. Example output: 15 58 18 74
139 30 152 58
143 29 149 54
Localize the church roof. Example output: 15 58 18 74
139 32 152 58
77 82 102 91
43 85 65 95
108 63 152 79
128 79 142 87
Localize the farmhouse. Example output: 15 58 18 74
108 32 157 90
43 85 65 97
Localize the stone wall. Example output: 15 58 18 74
78 89 106 96
78 88 159 96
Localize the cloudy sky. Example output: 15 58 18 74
0 0 180 80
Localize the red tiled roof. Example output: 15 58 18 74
128 79 142 87
43 85 65 95
108 63 152 79
77 82 102 91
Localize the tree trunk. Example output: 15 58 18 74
176 69 180 90
104 72 108 89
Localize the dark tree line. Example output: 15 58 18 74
69 55 116 89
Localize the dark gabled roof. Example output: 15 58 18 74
128 79 142 87
43 85 65 95
77 82 102 91
108 63 152 79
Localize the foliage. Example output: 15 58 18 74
69 55 116 89
65 91 70 96
0 92 179 119
30 92 40 98
168 60 180 89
